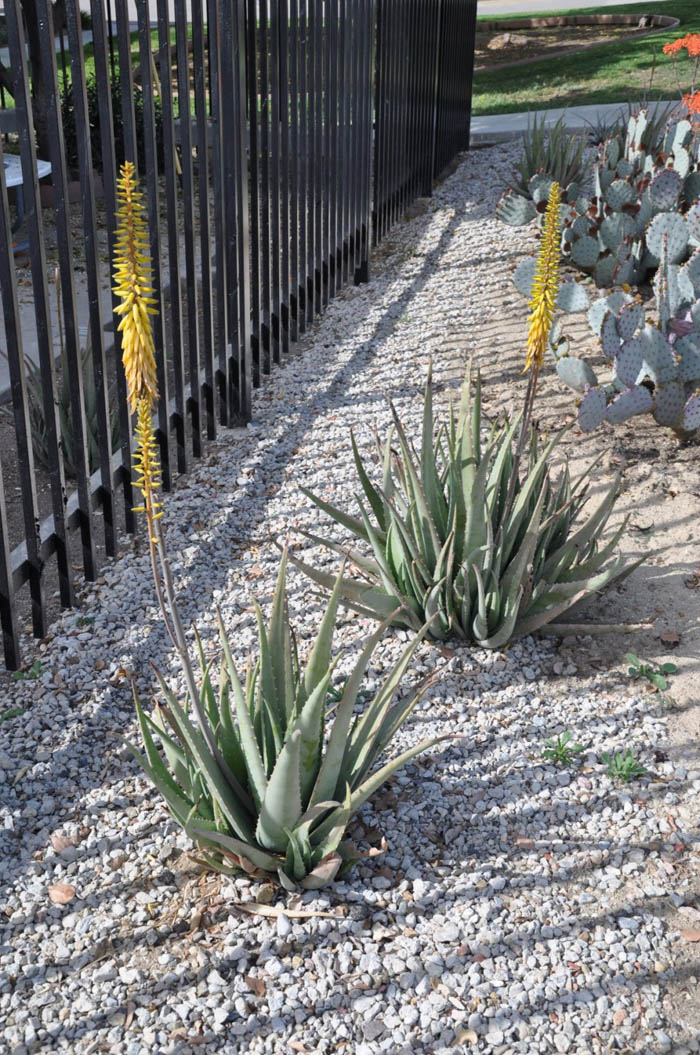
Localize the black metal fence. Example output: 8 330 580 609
0 0 477 669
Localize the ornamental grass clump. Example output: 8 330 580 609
113 162 443 887
292 186 638 647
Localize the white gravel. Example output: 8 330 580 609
1 142 699 1055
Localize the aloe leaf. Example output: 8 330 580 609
217 614 268 809
286 548 419 623
300 485 371 542
255 728 304 853
148 703 191 792
348 734 448 817
295 674 331 803
302 562 344 702
389 403 441 570
351 430 387 531
420 364 449 537
253 599 285 732
154 671 255 841
128 700 193 819
370 671 439 771
297 530 383 580
285 827 311 881
187 826 282 873
310 615 396 805
299 851 343 889
216 686 248 789
293 799 341 842
266 549 290 715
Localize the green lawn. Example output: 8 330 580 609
473 0 700 115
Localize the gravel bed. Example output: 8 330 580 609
1 142 699 1055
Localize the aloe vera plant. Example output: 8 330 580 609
126 550 443 888
290 365 636 648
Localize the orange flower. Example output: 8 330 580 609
663 32 700 57
683 91 700 115
663 36 686 55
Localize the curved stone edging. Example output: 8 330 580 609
476 12 681 73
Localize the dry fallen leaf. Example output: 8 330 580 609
244 975 266 997
456 1028 478 1044
680 928 700 942
659 632 681 647
515 836 535 849
48 883 75 905
233 902 341 920
50 834 74 854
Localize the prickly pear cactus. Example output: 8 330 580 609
497 172 580 228
556 247 700 439
561 112 700 288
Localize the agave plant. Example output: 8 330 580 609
289 365 638 649
126 550 443 888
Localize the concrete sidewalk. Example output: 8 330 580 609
470 99 681 145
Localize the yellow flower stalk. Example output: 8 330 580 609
113 161 158 412
132 396 163 541
524 182 561 374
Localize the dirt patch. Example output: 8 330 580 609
475 13 680 72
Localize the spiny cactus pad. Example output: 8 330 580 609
556 356 598 393
683 390 700 431
570 235 600 269
646 213 688 264
615 338 644 387
654 380 688 426
649 169 683 212
604 385 654 424
497 192 537 227
578 386 607 431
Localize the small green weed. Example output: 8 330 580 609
11 660 45 682
602 749 647 783
0 705 26 723
543 731 585 766
76 615 95 627
625 653 677 693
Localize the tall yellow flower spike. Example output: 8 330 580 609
113 161 158 412
132 396 163 541
525 182 561 374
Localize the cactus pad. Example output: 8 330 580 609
595 255 617 288
570 235 600 269
650 169 683 212
646 212 688 264
578 386 607 431
640 326 678 383
496 193 537 227
675 334 700 382
601 311 622 358
606 179 635 211
616 301 644 340
604 385 654 424
615 338 644 387
599 212 636 251
557 281 590 313
653 380 687 426
512 257 537 299
685 204 700 245
682 390 700 432
556 355 598 393
684 248 700 292
683 171 700 208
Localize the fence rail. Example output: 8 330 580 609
0 0 477 669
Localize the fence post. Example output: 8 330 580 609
428 0 444 190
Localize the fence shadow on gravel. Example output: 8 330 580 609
0 0 477 669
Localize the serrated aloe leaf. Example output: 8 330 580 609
350 430 386 531
302 562 344 702
295 674 331 802
310 615 396 806
154 669 255 835
187 826 282 873
421 365 449 537
389 404 441 570
255 728 303 852
299 852 343 889
300 486 372 543
217 612 268 809
148 702 190 792
284 827 311 881
348 735 448 818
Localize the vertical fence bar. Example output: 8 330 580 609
66 0 116 556
269 0 281 363
156 0 188 474
246 0 262 387
312 0 322 316
5 0 74 610
37 0 96 582
279 0 291 356
357 0 373 283
90 0 134 530
207 0 231 424
230 0 252 416
0 457 17 668
299 0 310 332
259 0 272 372
288 0 299 341
322 0 332 306
192 0 216 440
0 138 43 655
175 0 202 457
